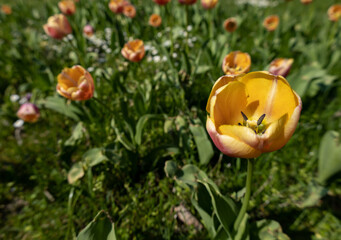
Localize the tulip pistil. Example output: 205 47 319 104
239 112 266 135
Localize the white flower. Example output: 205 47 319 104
153 56 161 62
186 25 193 31
13 119 24 128
10 94 20 102
162 56 167 62
152 49 158 55
87 67 95 72
163 40 171 47
172 53 178 58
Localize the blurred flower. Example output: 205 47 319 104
17 103 40 123
149 14 162 27
1 4 12 15
13 119 24 128
201 0 218 9
121 39 145 62
263 15 279 32
300 0 312 5
178 0 197 5
328 4 341 22
153 0 171 5
57 65 94 101
109 0 130 13
206 72 302 158
123 4 136 18
268 58 293 78
43 14 72 39
58 0 76 15
10 94 20 102
83 24 94 37
187 25 193 31
222 51 251 75
223 17 238 32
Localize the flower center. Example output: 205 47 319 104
239 111 266 135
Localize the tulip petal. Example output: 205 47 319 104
207 118 261 158
218 124 260 149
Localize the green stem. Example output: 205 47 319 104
234 158 254 231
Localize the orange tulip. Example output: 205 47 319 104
123 4 136 18
153 0 171 5
17 103 40 123
1 5 12 15
178 0 197 5
223 17 238 33
109 0 130 14
263 15 279 32
222 51 251 75
201 0 218 9
268 58 293 78
149 14 162 27
57 65 95 101
58 0 76 15
328 4 341 22
43 14 72 39
206 72 302 158
301 0 312 5
121 39 145 62
83 24 94 37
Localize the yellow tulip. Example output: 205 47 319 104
328 4 341 22
206 72 302 158
121 39 145 62
57 65 95 101
222 51 251 75
201 0 218 9
58 0 76 15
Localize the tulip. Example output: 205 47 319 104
58 0 76 15
178 0 197 5
153 0 171 5
263 15 279 32
121 39 145 62
222 51 251 75
328 4 341 22
83 24 94 37
301 0 312 5
109 0 130 14
17 103 40 123
206 72 302 158
201 0 218 9
268 58 293 78
1 5 12 15
149 14 162 27
123 4 136 18
57 65 94 101
223 17 238 33
43 14 72 39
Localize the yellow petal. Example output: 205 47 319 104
219 124 260 149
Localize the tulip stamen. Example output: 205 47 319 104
241 111 248 121
257 114 266 126
239 112 267 135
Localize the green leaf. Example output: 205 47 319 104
68 162 84 185
318 131 341 183
189 124 214 165
42 96 82 121
164 160 179 178
135 114 163 146
77 211 117 240
255 220 290 240
83 148 108 168
65 122 86 147
298 182 328 208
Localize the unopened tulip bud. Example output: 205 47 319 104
201 0 218 9
149 14 162 27
43 14 72 39
1 5 12 15
58 0 76 15
17 103 40 123
121 39 145 62
263 15 279 32
222 51 251 75
268 58 293 78
223 18 238 32
57 65 95 101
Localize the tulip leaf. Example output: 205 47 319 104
68 162 84 185
42 96 82 121
214 225 232 240
254 220 290 240
77 210 117 240
135 114 163 146
189 124 214 165
318 131 341 184
164 160 179 179
83 148 108 168
298 182 327 208
65 122 86 147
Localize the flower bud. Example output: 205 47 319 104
83 24 94 37
149 14 162 27
58 0 76 15
123 4 136 18
43 14 72 39
57 65 95 101
201 0 218 9
121 39 145 62
1 5 12 15
223 17 238 32
328 4 341 22
109 0 130 14
17 103 40 123
268 58 293 78
263 15 279 32
222 51 251 75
